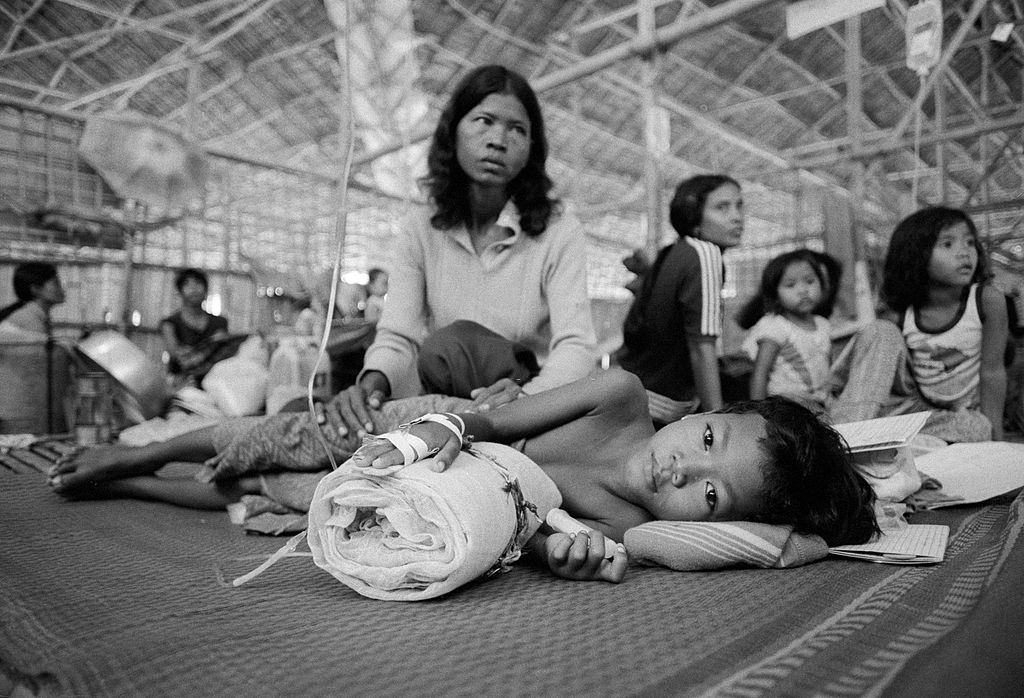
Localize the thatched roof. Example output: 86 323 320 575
1 0 1022 298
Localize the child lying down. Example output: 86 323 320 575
50 369 878 586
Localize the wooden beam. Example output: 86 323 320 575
163 32 336 121
0 0 240 64
787 111 1024 169
52 0 193 42
0 76 73 100
562 0 680 37
1 0 47 56
354 0 780 166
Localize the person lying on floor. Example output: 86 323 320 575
49 369 878 583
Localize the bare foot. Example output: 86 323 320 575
48 444 158 495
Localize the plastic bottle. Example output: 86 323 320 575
266 336 332 415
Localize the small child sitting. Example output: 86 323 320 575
743 249 833 410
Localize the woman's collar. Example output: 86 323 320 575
495 200 523 238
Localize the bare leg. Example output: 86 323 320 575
49 426 219 495
91 475 262 509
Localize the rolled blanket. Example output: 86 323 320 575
624 521 828 571
306 442 561 601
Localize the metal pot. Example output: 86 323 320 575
75 330 167 423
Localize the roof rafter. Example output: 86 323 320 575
1 0 46 55
353 0 782 169
52 0 192 42
0 0 242 64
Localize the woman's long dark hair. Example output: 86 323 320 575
420 64 557 236
880 207 986 315
0 261 58 323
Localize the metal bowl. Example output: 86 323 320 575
75 330 168 423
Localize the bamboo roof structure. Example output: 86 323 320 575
1 0 1022 300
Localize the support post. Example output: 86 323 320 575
640 0 662 263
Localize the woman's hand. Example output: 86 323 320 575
544 531 628 583
323 372 389 440
468 377 524 412
352 420 463 473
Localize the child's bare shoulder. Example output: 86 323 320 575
582 369 650 433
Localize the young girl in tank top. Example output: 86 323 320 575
880 207 1008 440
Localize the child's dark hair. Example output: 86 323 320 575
421 64 557 236
719 396 879 546
736 250 842 330
881 207 986 315
757 248 829 316
174 267 209 293
367 267 386 285
668 174 740 239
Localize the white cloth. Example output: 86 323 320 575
306 442 562 601
851 445 924 503
744 314 831 402
360 202 597 398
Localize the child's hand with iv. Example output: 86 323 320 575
351 413 465 472
541 530 629 583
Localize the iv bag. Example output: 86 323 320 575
906 0 943 75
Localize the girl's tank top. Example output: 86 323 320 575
902 283 981 409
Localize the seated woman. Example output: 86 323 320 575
616 174 744 423
330 64 597 438
49 369 878 583
160 267 229 383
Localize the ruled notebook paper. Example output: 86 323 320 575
832 411 931 453
829 524 949 565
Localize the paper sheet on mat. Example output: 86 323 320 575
916 442 1024 507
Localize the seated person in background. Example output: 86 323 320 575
617 174 744 424
363 267 388 324
744 249 833 411
0 262 66 339
290 293 325 338
330 65 597 437
49 369 878 582
0 262 71 433
160 267 228 382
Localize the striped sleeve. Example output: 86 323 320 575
681 237 724 338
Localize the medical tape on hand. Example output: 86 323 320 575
406 413 465 446
379 430 431 466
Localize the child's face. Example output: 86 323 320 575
928 221 978 288
696 183 744 249
634 413 768 522
777 259 822 316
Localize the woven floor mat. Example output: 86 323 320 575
1 471 1021 696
